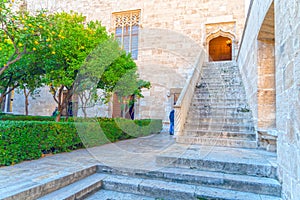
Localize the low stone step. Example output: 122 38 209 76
176 136 257 148
195 88 245 93
38 173 105 200
86 190 155 200
200 75 242 80
1 166 97 200
194 93 246 99
96 165 281 197
201 71 240 75
197 82 243 87
99 174 281 200
189 105 250 110
188 109 251 116
184 123 255 132
196 83 243 87
187 116 253 124
191 102 248 108
193 97 247 102
197 81 243 86
156 145 277 178
188 112 252 119
183 130 256 140
200 75 241 79
194 92 246 97
203 62 237 68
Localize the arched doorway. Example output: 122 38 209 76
209 36 232 61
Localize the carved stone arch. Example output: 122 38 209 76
206 29 237 61
206 29 236 44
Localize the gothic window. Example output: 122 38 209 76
113 10 140 60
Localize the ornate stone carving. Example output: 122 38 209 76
113 10 140 28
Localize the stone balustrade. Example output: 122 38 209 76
174 51 205 137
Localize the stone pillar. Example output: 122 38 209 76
257 39 276 129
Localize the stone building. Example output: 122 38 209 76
1 0 299 199
5 0 246 123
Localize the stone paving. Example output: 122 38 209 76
0 132 175 199
0 132 279 199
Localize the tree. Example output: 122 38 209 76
77 43 151 118
0 0 52 75
0 55 45 115
17 53 45 115
43 12 111 121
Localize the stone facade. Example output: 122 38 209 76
237 0 300 199
275 0 300 199
11 0 246 123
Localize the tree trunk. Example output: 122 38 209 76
56 112 62 122
82 105 87 118
55 87 64 122
24 88 30 116
25 97 29 115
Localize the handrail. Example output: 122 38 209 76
174 50 205 136
236 0 255 61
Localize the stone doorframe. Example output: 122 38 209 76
205 29 237 62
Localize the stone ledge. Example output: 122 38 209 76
258 129 278 152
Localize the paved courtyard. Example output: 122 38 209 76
0 132 278 199
0 132 175 198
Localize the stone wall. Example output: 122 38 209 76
12 87 57 116
17 0 246 122
237 0 274 129
275 0 300 199
238 0 300 199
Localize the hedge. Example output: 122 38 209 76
0 119 162 166
0 114 72 122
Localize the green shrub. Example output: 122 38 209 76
0 119 162 166
0 114 73 122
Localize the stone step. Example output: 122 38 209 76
1 166 97 200
197 82 242 87
189 105 250 110
201 70 240 75
176 136 257 148
192 100 248 105
200 75 242 79
196 86 244 90
96 165 281 197
187 116 253 124
198 81 243 85
196 87 245 92
182 130 256 140
201 74 240 78
192 97 247 102
188 109 252 116
204 61 237 67
184 123 255 132
188 112 252 119
193 93 246 98
194 92 246 97
197 80 243 85
194 94 246 99
38 173 104 200
191 102 248 107
99 174 281 200
202 68 239 72
86 190 155 200
156 145 278 178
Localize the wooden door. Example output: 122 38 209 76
209 36 232 61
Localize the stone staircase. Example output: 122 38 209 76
7 149 279 200
177 61 257 148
